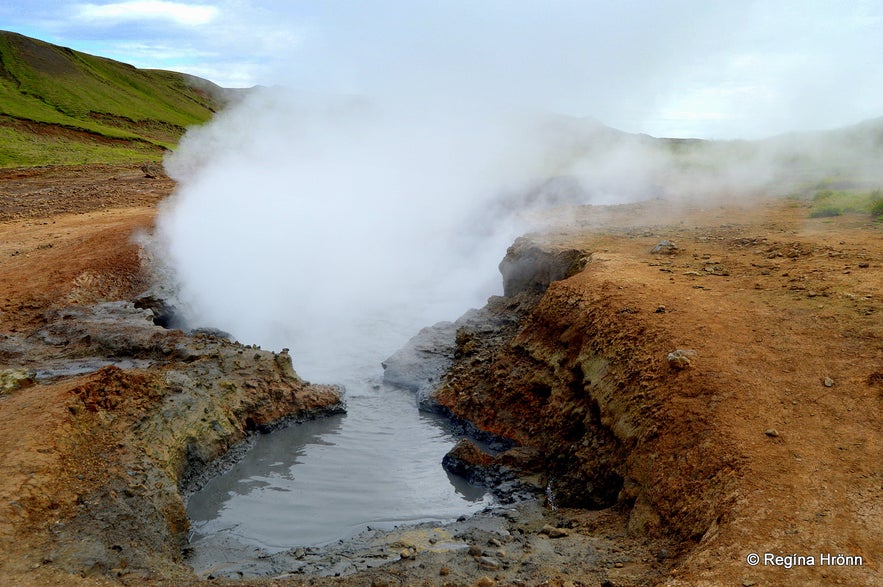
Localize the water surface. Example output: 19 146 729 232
186 360 491 553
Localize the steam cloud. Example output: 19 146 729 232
155 92 566 379
152 4 882 381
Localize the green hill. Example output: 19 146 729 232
0 30 234 167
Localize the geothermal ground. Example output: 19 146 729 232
0 164 880 586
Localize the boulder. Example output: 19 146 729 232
498 237 589 297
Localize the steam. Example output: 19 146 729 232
151 4 883 382
154 84 883 383
156 91 564 378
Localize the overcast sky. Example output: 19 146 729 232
2 0 882 138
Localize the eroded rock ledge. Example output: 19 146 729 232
1 301 343 580
392 235 739 549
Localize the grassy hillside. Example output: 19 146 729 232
0 31 232 167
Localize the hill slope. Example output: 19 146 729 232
0 31 233 167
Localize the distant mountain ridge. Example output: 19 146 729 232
0 30 239 167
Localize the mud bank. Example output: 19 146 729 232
0 300 342 583
188 499 677 586
429 236 738 536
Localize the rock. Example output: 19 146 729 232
442 439 512 488
475 577 496 587
540 524 569 538
499 237 590 297
667 349 697 370
764 429 779 438
468 544 484 557
477 556 501 570
133 294 180 329
488 538 502 548
36 302 172 356
651 240 679 254
655 305 667 313
381 320 457 401
823 377 834 387
382 307 506 411
439 566 450 576
0 368 36 394
703 264 730 276
399 548 413 560
140 162 165 178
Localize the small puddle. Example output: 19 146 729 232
185 361 493 569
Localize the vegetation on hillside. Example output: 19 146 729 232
0 31 232 167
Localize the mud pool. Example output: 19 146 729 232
184 322 494 569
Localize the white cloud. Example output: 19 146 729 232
76 1 219 27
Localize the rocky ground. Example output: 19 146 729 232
0 164 880 586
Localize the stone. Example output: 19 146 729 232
0 368 36 394
382 306 506 412
399 548 413 560
477 556 502 570
823 377 834 387
540 524 569 538
140 162 165 178
381 320 457 394
439 566 450 576
764 429 779 438
442 439 502 487
667 349 697 370
468 544 484 557
499 237 590 297
703 264 730 276
549 527 570 538
651 240 679 254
